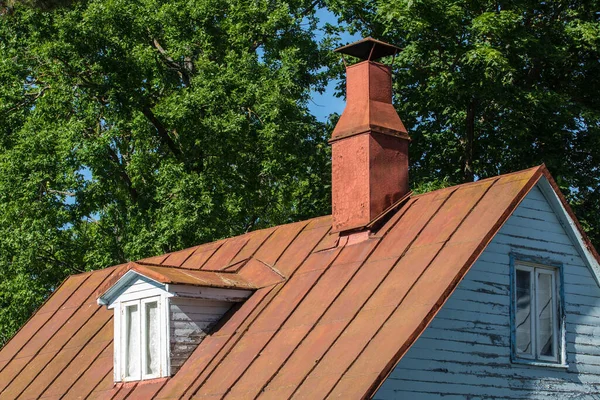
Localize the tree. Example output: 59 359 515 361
0 0 334 345
326 0 600 242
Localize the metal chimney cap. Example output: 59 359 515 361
334 37 401 61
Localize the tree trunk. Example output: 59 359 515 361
463 99 476 182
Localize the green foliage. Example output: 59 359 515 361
0 0 334 345
327 0 600 244
2 0 600 347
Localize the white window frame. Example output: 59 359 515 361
122 299 142 381
114 295 170 382
141 297 162 380
513 262 561 364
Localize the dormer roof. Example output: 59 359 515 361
96 258 285 306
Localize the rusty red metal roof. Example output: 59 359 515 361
1 165 596 400
95 258 285 299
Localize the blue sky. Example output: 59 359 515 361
308 8 360 122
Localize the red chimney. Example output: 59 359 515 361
331 38 410 234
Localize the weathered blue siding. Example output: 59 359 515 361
374 185 600 399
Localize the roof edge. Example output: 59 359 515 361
536 166 600 284
96 264 165 305
363 164 546 399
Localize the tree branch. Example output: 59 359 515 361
106 146 139 202
150 36 192 86
141 105 184 160
463 98 476 182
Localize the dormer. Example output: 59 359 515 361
96 260 284 382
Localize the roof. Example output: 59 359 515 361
1 165 598 400
96 258 285 305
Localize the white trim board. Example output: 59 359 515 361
536 177 600 286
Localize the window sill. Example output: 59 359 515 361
511 358 568 369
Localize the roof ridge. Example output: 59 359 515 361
411 165 544 199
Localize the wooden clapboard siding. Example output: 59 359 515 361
374 185 600 399
168 297 232 374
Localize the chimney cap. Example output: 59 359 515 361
334 37 401 61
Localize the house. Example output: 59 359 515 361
1 37 600 399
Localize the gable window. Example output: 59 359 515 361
121 297 165 381
512 261 564 365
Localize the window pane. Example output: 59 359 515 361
145 301 160 376
125 304 139 378
516 269 532 355
537 272 554 358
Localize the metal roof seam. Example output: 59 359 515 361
181 223 331 399
57 338 113 399
9 268 122 398
360 171 544 399
192 239 342 397
37 316 113 399
371 197 419 240
250 199 421 400
408 166 541 201
345 178 504 400
179 284 285 400
120 382 139 400
186 241 226 270
0 273 97 378
177 222 327 399
231 228 279 266
267 221 312 269
202 237 250 271
78 366 113 399
197 241 229 270
178 245 206 268
284 186 460 400
222 258 248 272
150 287 264 399
0 274 72 377
219 246 347 399
113 381 138 400
325 180 504 398
0 272 95 386
127 378 169 399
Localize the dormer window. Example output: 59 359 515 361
96 262 274 382
121 297 164 381
103 274 172 382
